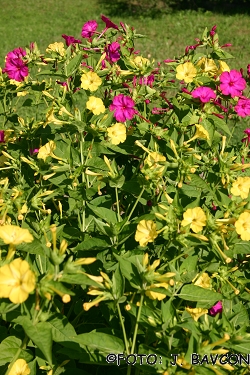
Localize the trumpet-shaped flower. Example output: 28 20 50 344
218 60 230 75
242 128 250 145
62 34 81 46
81 20 98 38
194 273 211 289
235 97 250 117
185 124 210 145
176 62 197 83
209 301 223 316
110 94 136 122
107 123 126 145
196 57 217 76
181 207 207 233
135 220 158 246
231 176 250 199
81 71 102 91
105 42 120 63
8 359 30 375
145 283 169 301
37 140 56 162
46 42 65 57
186 307 208 321
220 70 246 98
235 212 250 241
192 86 216 103
0 225 33 245
86 96 105 115
0 258 36 303
0 130 4 143
3 47 28 82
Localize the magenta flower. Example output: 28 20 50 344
192 86 216 103
220 70 246 97
242 128 250 145
101 15 119 31
139 74 155 87
62 34 81 46
235 97 250 117
29 148 39 155
3 58 29 82
81 20 98 38
6 47 26 61
0 130 4 143
209 301 223 316
105 42 120 63
109 94 136 122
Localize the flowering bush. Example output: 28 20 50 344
1 16 250 375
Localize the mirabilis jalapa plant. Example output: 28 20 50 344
1 15 250 375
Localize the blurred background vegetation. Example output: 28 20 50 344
0 0 249 141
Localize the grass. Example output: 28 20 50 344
1 0 250 141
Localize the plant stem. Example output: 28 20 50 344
117 302 130 355
131 293 144 354
80 131 86 232
115 187 121 222
127 187 145 223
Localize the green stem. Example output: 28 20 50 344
131 293 144 355
80 131 86 232
117 303 130 355
115 187 121 222
5 334 29 375
127 187 145 223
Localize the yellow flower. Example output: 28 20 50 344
44 108 65 127
186 307 208 321
86 96 105 115
8 359 30 375
218 60 230 75
185 124 209 145
81 71 102 91
235 212 250 241
176 62 197 83
135 220 158 246
0 258 36 303
231 177 250 199
37 140 56 162
196 57 217 76
181 207 207 233
145 283 169 301
46 42 65 57
107 123 126 145
194 273 211 289
0 225 33 245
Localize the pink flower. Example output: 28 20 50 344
192 86 216 103
29 148 39 155
101 15 119 30
209 301 223 316
139 74 155 87
235 97 250 117
220 70 246 98
3 58 28 82
3 47 29 82
0 130 4 143
105 42 120 63
6 47 26 61
81 20 98 38
62 34 81 46
242 128 250 145
109 94 136 122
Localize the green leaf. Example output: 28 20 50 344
202 119 214 146
18 239 49 256
47 314 76 342
0 336 33 366
232 242 250 254
74 237 111 251
71 331 124 363
208 115 232 136
65 53 83 77
21 317 53 365
178 285 222 307
87 203 119 224
115 255 141 289
112 265 124 300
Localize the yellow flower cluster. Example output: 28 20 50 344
231 176 250 199
0 258 36 303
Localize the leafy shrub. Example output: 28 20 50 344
1 15 250 375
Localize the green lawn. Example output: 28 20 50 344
1 0 250 141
